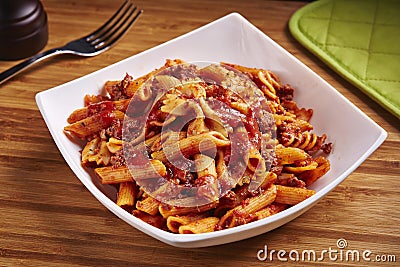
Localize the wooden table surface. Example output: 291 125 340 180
0 0 399 266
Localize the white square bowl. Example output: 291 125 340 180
36 13 387 248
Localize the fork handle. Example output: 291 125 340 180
0 48 64 85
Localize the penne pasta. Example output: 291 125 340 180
217 185 277 229
159 201 218 218
132 210 166 229
253 203 288 221
67 99 130 124
166 213 208 233
64 59 333 234
95 159 166 184
194 154 219 201
284 161 318 174
275 145 310 165
151 131 230 162
67 107 88 124
149 131 187 152
179 217 219 234
275 185 315 205
64 110 125 139
194 154 217 180
136 196 160 215
116 182 137 207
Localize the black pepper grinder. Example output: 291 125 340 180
0 0 48 60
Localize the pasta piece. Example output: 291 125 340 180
64 110 124 139
159 201 218 218
247 148 267 176
187 118 209 136
253 203 288 220
106 137 123 153
136 59 183 85
287 119 313 132
276 172 306 188
194 154 217 180
198 98 228 137
160 94 188 115
217 185 277 229
257 171 278 190
275 185 315 205
247 170 277 192
67 107 88 124
214 184 252 215
136 196 160 215
166 213 208 233
281 100 313 122
284 161 318 174
175 81 206 99
81 138 111 166
262 69 281 89
215 150 227 177
67 99 130 124
273 114 295 126
84 94 109 106
95 166 132 184
104 80 120 97
280 131 327 152
194 154 218 201
179 217 219 234
220 63 281 104
82 137 100 164
257 70 278 101
149 131 187 152
230 101 249 115
123 59 187 99
151 131 230 162
145 132 161 148
268 101 285 115
184 101 209 136
298 156 331 186
132 210 166 229
95 159 166 184
220 62 261 77
215 150 239 190
116 182 137 207
147 114 176 127
275 145 310 165
105 72 151 99
236 169 255 187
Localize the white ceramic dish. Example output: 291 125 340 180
36 13 387 248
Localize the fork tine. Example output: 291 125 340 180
85 0 131 42
94 7 143 50
91 3 136 47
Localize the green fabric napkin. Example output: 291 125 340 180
289 0 400 119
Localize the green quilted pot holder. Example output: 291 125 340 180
289 0 400 118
